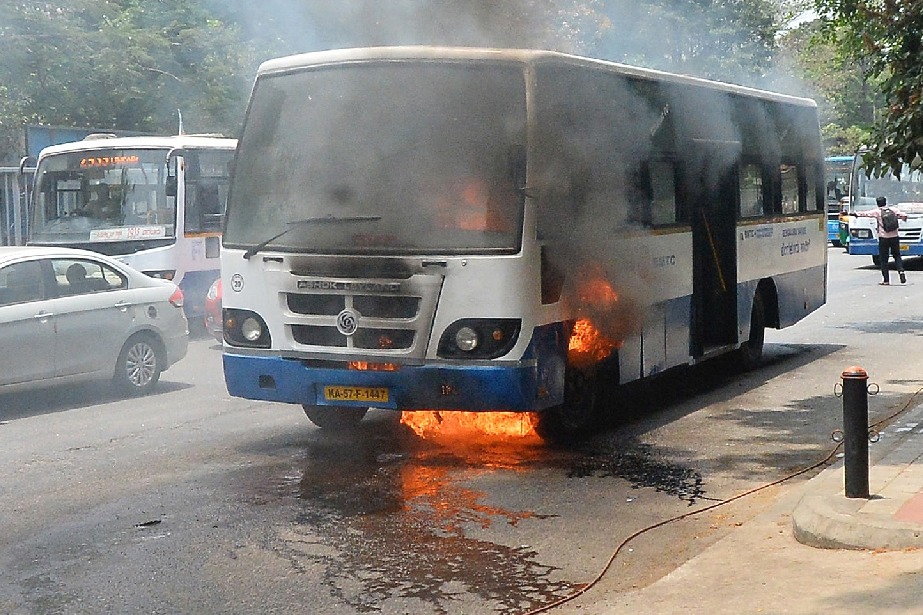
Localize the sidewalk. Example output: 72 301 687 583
792 400 923 550
556 401 923 614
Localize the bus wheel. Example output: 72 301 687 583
302 405 368 430
738 293 765 370
114 333 163 396
535 367 598 443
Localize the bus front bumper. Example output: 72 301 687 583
223 353 558 412
849 238 923 256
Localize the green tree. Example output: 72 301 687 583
585 0 783 85
775 19 881 155
0 1 255 162
815 0 923 174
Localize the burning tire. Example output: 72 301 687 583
738 292 765 370
302 405 368 430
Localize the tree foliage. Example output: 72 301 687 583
588 0 783 85
776 20 881 155
815 0 923 174
0 0 890 165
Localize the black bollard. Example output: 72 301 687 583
841 366 870 499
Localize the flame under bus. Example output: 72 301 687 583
221 47 827 441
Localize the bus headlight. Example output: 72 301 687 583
223 308 271 348
437 319 521 359
454 326 479 352
241 317 263 342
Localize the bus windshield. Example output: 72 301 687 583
825 157 852 212
226 62 527 255
853 164 923 212
31 148 174 244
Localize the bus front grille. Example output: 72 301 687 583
292 325 415 349
282 271 443 360
287 293 421 318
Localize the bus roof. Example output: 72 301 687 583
257 46 818 109
37 134 237 159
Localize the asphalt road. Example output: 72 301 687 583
2 246 922 615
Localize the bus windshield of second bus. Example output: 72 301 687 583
845 158 923 261
31 148 176 245
28 135 237 319
852 165 923 211
824 155 852 246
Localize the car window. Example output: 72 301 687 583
0 260 45 306
53 258 128 297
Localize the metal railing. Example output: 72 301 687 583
0 166 34 246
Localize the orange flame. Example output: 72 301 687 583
568 318 619 368
400 411 540 441
578 275 620 308
348 361 398 371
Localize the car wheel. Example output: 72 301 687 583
302 405 368 430
115 333 163 396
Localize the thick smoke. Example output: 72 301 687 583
225 1 811 349
217 0 586 54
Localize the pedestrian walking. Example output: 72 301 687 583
855 196 908 285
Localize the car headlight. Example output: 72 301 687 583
438 319 520 359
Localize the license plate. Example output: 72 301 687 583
901 244 910 251
323 385 389 403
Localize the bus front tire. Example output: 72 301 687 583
536 367 599 443
302 405 368 430
738 293 765 370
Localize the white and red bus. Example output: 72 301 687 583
220 47 826 440
28 134 237 321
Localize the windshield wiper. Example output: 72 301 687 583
242 214 382 260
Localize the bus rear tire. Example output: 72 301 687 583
535 366 599 443
302 405 368 430
738 293 765 370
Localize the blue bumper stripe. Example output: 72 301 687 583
223 353 543 411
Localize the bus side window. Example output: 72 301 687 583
739 164 764 217
650 160 677 225
627 164 651 225
781 163 799 214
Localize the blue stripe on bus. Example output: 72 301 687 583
849 238 923 256
224 354 543 411
223 323 569 412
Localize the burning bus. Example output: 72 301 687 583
220 47 826 441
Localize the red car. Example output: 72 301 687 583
204 277 223 342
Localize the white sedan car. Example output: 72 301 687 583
0 246 188 395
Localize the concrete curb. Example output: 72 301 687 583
792 493 923 551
